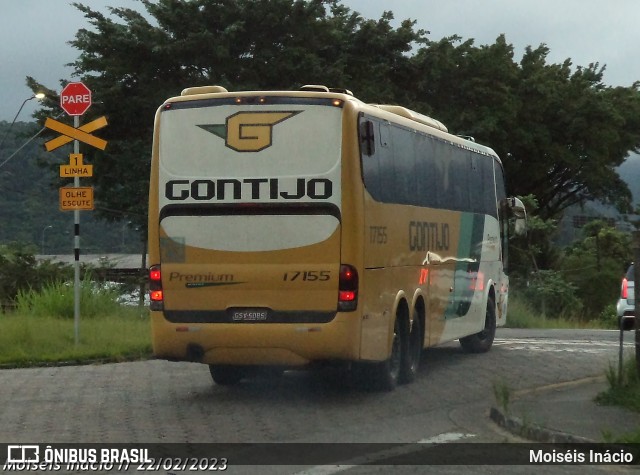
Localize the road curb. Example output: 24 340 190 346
489 406 596 443
0 354 151 370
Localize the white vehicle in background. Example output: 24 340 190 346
617 263 635 327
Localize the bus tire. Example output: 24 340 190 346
209 365 245 386
368 316 403 391
459 295 496 353
399 314 422 384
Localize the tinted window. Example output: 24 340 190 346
360 115 499 216
627 264 635 282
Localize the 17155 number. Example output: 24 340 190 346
283 270 330 281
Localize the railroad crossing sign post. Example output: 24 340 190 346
45 81 108 345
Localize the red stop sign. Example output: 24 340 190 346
60 82 92 116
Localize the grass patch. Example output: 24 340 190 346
597 358 640 443
1 279 151 367
0 309 151 367
492 379 512 414
15 278 124 319
506 296 614 330
0 308 151 366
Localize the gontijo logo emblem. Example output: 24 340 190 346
198 111 301 152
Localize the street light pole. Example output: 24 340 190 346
0 93 45 151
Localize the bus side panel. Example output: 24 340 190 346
437 213 502 342
359 195 506 356
360 195 461 359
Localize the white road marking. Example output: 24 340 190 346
292 432 475 475
493 338 632 354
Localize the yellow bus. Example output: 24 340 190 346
148 84 526 390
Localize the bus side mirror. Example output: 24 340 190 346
508 197 527 235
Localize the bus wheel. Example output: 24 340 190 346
209 365 245 386
368 317 403 391
399 315 422 384
459 295 496 353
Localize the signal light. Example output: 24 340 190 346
150 290 163 301
338 264 358 311
149 264 163 311
622 277 629 299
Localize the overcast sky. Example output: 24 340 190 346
2 0 639 122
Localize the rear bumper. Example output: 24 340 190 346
616 299 635 318
150 311 362 366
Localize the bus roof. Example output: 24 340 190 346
167 84 500 161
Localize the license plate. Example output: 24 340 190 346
228 307 270 322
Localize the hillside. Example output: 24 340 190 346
0 121 143 255
617 152 640 206
1 121 638 255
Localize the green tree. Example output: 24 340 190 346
410 36 640 220
23 0 640 279
561 220 632 318
27 0 425 234
508 195 561 278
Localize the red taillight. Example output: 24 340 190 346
338 264 358 311
150 290 163 301
622 278 629 299
150 267 161 281
339 290 356 302
149 264 163 310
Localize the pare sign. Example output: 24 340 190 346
60 82 92 116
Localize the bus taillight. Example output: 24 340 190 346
338 264 358 312
149 264 164 311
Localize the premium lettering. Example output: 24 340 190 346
169 272 234 282
165 178 333 201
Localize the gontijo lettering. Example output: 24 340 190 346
165 177 333 201
409 221 450 251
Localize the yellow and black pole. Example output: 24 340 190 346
73 114 81 344
44 82 107 345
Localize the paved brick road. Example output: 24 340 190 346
0 329 629 445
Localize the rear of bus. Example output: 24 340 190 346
148 86 362 373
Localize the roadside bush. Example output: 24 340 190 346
597 303 618 328
0 242 72 311
15 278 123 319
521 270 583 318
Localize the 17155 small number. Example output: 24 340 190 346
283 270 330 281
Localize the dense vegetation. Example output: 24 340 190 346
2 0 640 319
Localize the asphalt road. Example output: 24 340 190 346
0 328 635 474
